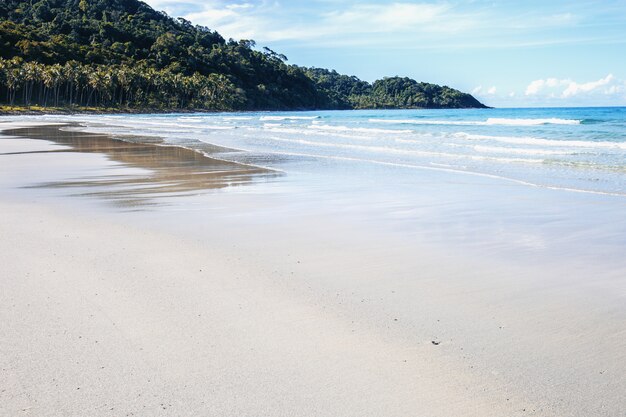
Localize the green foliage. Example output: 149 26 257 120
304 70 485 109
0 0 486 111
303 67 372 109
0 57 245 110
368 77 485 109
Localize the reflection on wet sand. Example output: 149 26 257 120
2 124 277 207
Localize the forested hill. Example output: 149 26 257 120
0 0 487 112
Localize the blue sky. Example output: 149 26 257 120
143 0 626 107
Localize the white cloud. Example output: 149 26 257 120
142 0 623 53
324 3 452 31
562 74 615 97
525 78 570 95
168 1 481 44
143 1 264 40
143 0 489 46
471 85 497 96
538 12 577 26
524 74 626 101
226 3 253 10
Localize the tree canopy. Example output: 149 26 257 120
0 0 487 111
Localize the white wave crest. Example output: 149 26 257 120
455 132 626 150
177 117 206 123
473 145 572 156
484 118 581 126
222 116 255 120
259 115 320 121
369 117 581 126
308 124 412 134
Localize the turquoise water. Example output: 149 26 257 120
27 107 626 196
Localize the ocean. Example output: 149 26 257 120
26 107 626 197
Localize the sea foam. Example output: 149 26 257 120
455 132 626 150
259 115 320 121
308 124 412 135
369 118 581 126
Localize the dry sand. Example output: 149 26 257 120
1 122 625 416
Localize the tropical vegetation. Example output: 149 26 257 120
0 0 486 112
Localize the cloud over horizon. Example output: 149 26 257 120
144 0 611 46
525 74 625 100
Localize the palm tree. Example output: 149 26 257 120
115 65 133 106
171 72 185 108
22 61 41 105
41 64 63 106
96 67 114 106
63 61 81 106
6 67 22 106
0 59 9 104
87 69 104 106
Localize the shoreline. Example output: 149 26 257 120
1 123 276 207
0 107 226 116
0 105 494 117
1 120 625 416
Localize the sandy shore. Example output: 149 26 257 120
0 199 516 417
1 122 625 416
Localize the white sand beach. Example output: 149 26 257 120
1 121 625 417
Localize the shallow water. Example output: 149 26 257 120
2 109 626 270
12 107 626 196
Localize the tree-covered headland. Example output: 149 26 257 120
0 0 487 112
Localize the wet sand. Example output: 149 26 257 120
1 121 625 417
2 124 275 207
